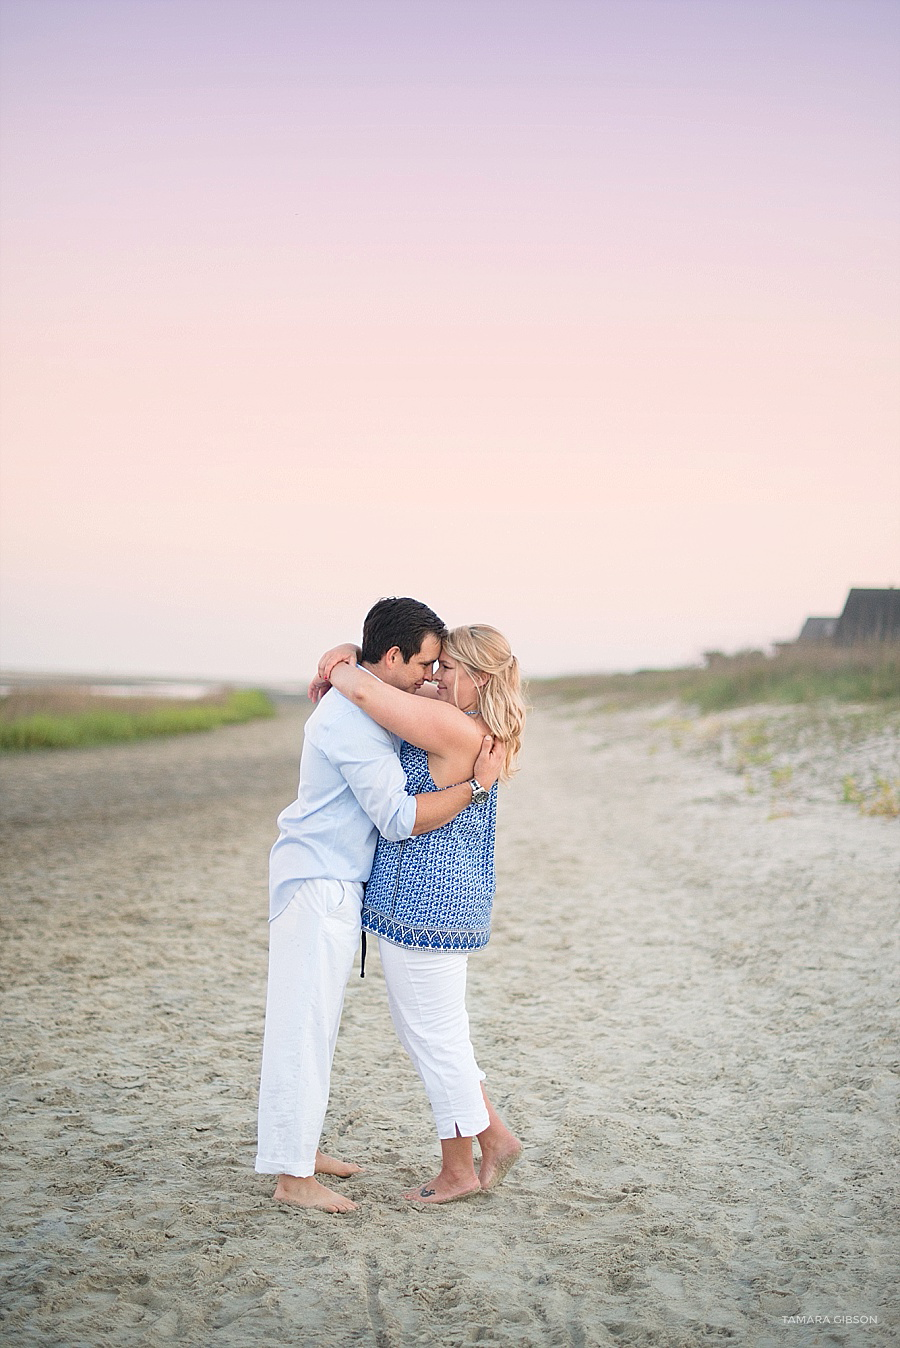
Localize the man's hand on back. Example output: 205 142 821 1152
473 735 504 792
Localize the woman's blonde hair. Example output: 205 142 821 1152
442 624 527 782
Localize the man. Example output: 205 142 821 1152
255 597 501 1213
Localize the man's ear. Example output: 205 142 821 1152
385 646 403 667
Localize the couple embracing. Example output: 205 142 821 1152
255 597 526 1212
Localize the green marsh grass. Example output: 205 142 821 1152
531 644 900 714
842 774 900 818
534 647 899 820
0 687 275 751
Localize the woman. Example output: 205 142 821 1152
317 624 526 1204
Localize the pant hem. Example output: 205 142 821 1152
435 1110 491 1140
255 1158 315 1177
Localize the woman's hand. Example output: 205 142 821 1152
317 643 361 682
308 676 332 703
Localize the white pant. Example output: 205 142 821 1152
378 938 490 1140
255 878 362 1177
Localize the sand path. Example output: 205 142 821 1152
1 700 897 1347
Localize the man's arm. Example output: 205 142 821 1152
411 735 503 835
328 712 503 842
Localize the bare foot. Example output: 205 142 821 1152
273 1174 357 1213
478 1137 523 1191
403 1175 482 1205
315 1149 363 1178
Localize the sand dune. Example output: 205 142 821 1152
1 699 897 1347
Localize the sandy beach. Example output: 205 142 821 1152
1 697 897 1348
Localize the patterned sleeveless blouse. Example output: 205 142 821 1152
362 741 498 951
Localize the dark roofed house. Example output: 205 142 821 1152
797 616 838 643
833 588 900 645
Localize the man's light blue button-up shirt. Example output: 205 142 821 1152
268 686 417 920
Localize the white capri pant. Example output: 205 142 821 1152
255 878 362 1178
378 937 490 1140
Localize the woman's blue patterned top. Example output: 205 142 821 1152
362 741 498 951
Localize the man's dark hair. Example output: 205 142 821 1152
361 597 447 664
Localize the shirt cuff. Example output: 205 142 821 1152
397 794 417 839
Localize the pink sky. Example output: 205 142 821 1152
1 0 898 679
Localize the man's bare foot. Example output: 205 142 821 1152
315 1149 363 1178
478 1137 523 1191
403 1174 482 1205
273 1174 357 1213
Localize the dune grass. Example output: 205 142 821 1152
531 644 900 713
0 687 275 751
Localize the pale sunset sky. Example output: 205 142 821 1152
1 0 898 680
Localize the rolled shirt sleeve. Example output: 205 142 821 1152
326 711 417 843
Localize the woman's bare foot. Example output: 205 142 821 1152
403 1174 483 1205
477 1136 523 1191
315 1149 363 1178
476 1088 522 1191
404 1134 482 1204
273 1174 357 1213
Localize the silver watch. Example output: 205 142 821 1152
469 777 490 805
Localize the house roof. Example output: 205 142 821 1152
797 616 837 642
834 588 900 645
